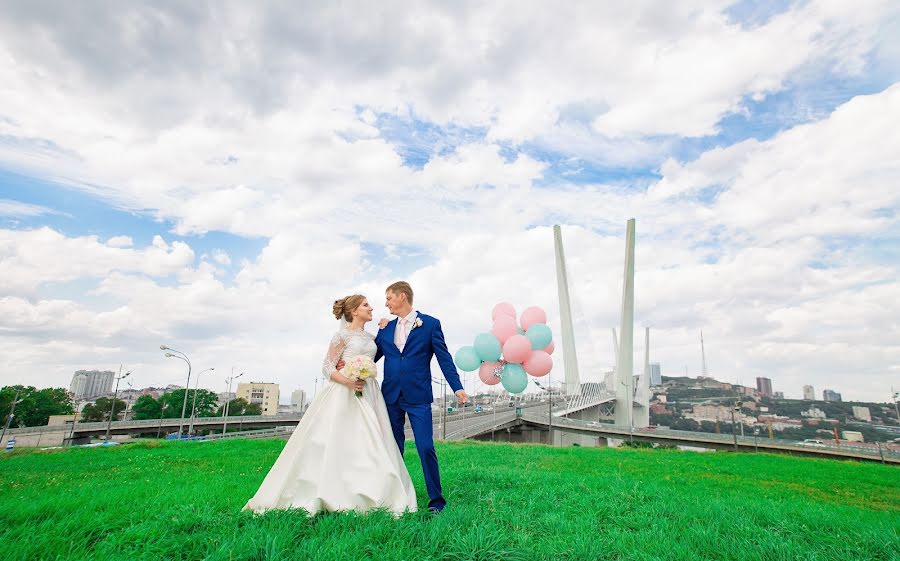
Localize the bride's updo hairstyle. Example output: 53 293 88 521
333 294 366 322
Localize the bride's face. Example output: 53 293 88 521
353 299 374 322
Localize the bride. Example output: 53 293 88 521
243 294 417 515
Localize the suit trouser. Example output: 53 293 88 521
386 396 445 510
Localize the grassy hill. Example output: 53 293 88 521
0 439 897 560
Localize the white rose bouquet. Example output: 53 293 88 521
344 355 376 397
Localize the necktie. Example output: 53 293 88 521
398 319 409 352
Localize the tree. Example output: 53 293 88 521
1 385 74 427
131 395 162 420
216 398 262 416
80 397 127 423
158 389 220 419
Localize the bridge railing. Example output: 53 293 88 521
444 411 519 440
523 412 900 459
5 413 306 435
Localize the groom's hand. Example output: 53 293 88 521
455 390 469 405
335 359 345 371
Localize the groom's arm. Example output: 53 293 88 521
431 320 463 394
374 335 384 363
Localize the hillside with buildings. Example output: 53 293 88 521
649 375 900 446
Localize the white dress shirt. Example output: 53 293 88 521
394 310 418 353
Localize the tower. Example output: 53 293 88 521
614 219 636 427
632 326 651 427
700 331 709 378
553 225 581 396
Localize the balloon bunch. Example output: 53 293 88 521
454 302 554 394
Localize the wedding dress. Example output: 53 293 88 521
243 327 417 515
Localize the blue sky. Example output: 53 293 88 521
0 1 898 403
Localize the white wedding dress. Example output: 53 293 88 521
243 327 417 515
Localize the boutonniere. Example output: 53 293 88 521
410 318 423 330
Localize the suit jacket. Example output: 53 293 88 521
375 312 463 405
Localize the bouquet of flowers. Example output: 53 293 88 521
343 355 376 397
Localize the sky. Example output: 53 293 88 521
1 0 899 404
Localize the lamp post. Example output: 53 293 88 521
754 427 760 453
222 370 244 436
892 387 900 421
534 381 553 445
67 399 81 446
161 345 191 438
124 381 133 418
730 400 743 452
188 367 215 436
105 366 131 442
1 390 23 449
432 376 447 440
156 399 168 439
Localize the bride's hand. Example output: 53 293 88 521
348 378 365 392
377 318 389 329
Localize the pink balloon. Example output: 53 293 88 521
502 334 532 364
523 350 553 377
478 361 502 385
543 341 555 355
492 302 517 321
491 315 518 344
520 306 547 332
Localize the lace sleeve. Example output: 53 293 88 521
321 331 348 380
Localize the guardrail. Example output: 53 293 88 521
522 412 900 461
4 413 306 436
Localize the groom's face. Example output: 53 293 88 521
385 290 403 315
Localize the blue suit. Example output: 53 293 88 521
375 312 462 510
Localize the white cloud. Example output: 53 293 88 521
0 199 62 218
0 228 195 296
106 235 133 248
0 1 898 403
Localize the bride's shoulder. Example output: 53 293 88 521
335 328 375 340
330 329 351 343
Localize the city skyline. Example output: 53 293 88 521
33 367 879 406
1 2 899 402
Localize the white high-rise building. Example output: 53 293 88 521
69 370 115 399
852 406 871 422
236 382 280 416
802 385 815 400
650 363 662 386
291 389 307 412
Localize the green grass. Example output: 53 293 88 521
0 439 897 561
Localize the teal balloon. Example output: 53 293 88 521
517 327 525 335
473 333 502 362
501 363 528 394
454 346 481 372
526 323 552 349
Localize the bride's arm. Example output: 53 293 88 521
322 332 364 390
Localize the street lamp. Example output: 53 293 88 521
67 399 82 446
124 381 133 418
754 427 760 453
1 390 24 449
105 367 131 442
161 345 192 438
730 400 743 452
188 367 215 436
892 387 900 421
534 380 553 445
222 370 244 436
432 376 448 440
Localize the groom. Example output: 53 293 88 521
375 281 468 513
